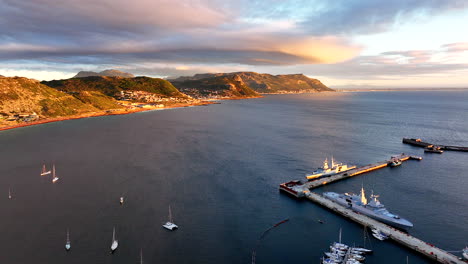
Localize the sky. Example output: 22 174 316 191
1 0 468 88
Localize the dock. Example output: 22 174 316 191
305 192 465 264
403 138 468 152
279 154 467 263
304 153 420 189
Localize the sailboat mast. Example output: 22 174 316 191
339 227 342 243
169 205 173 222
140 248 143 264
112 227 115 242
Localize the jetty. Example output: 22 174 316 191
306 192 465 264
304 153 421 190
279 154 467 263
403 138 468 152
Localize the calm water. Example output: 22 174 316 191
1 91 467 264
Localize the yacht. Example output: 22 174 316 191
65 229 71 251
52 164 59 183
162 205 178 231
40 164 51 176
111 227 118 252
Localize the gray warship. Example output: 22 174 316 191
323 187 413 230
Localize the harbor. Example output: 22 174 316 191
280 154 467 264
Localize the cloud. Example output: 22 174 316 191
297 0 468 35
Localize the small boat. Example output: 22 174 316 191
52 164 59 183
162 205 178 231
463 246 468 260
65 229 71 251
8 188 12 199
111 227 118 252
352 247 373 253
318 219 324 224
40 164 51 176
371 228 388 241
120 196 124 205
388 159 402 167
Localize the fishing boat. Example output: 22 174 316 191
120 196 124 205
111 227 118 252
40 164 51 176
162 205 178 231
65 229 71 251
52 165 59 183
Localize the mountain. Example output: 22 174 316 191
42 76 188 98
170 74 260 98
73 69 135 78
0 76 120 119
170 72 333 93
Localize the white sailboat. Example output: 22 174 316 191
140 248 143 264
111 227 118 252
120 196 124 205
8 187 12 199
52 164 59 183
65 229 71 251
40 164 51 176
162 205 178 230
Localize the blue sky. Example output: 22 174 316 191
0 0 467 88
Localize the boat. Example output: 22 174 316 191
424 145 443 154
279 180 307 198
463 246 468 260
8 188 11 199
65 229 71 251
52 165 59 183
120 196 124 205
323 187 413 230
371 228 388 241
40 164 51 176
306 157 356 180
162 205 178 231
140 248 143 264
111 227 118 252
388 159 402 167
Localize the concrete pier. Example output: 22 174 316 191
403 138 468 152
306 192 466 264
305 153 417 189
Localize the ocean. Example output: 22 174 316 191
0 90 467 263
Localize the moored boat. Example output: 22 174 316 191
323 187 413 230
306 157 356 180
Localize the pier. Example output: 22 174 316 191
304 153 420 189
305 192 465 264
279 154 467 263
403 138 468 152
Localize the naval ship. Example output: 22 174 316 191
323 187 413 230
306 157 356 180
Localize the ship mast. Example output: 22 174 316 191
360 186 367 205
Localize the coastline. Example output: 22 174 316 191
0 100 216 132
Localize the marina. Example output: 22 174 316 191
280 154 467 264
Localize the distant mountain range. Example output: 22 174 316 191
73 69 135 78
170 72 332 94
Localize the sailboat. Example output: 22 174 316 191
120 196 124 205
140 248 143 264
52 164 59 183
65 229 71 251
162 205 178 230
111 227 118 252
40 164 51 176
8 187 12 199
